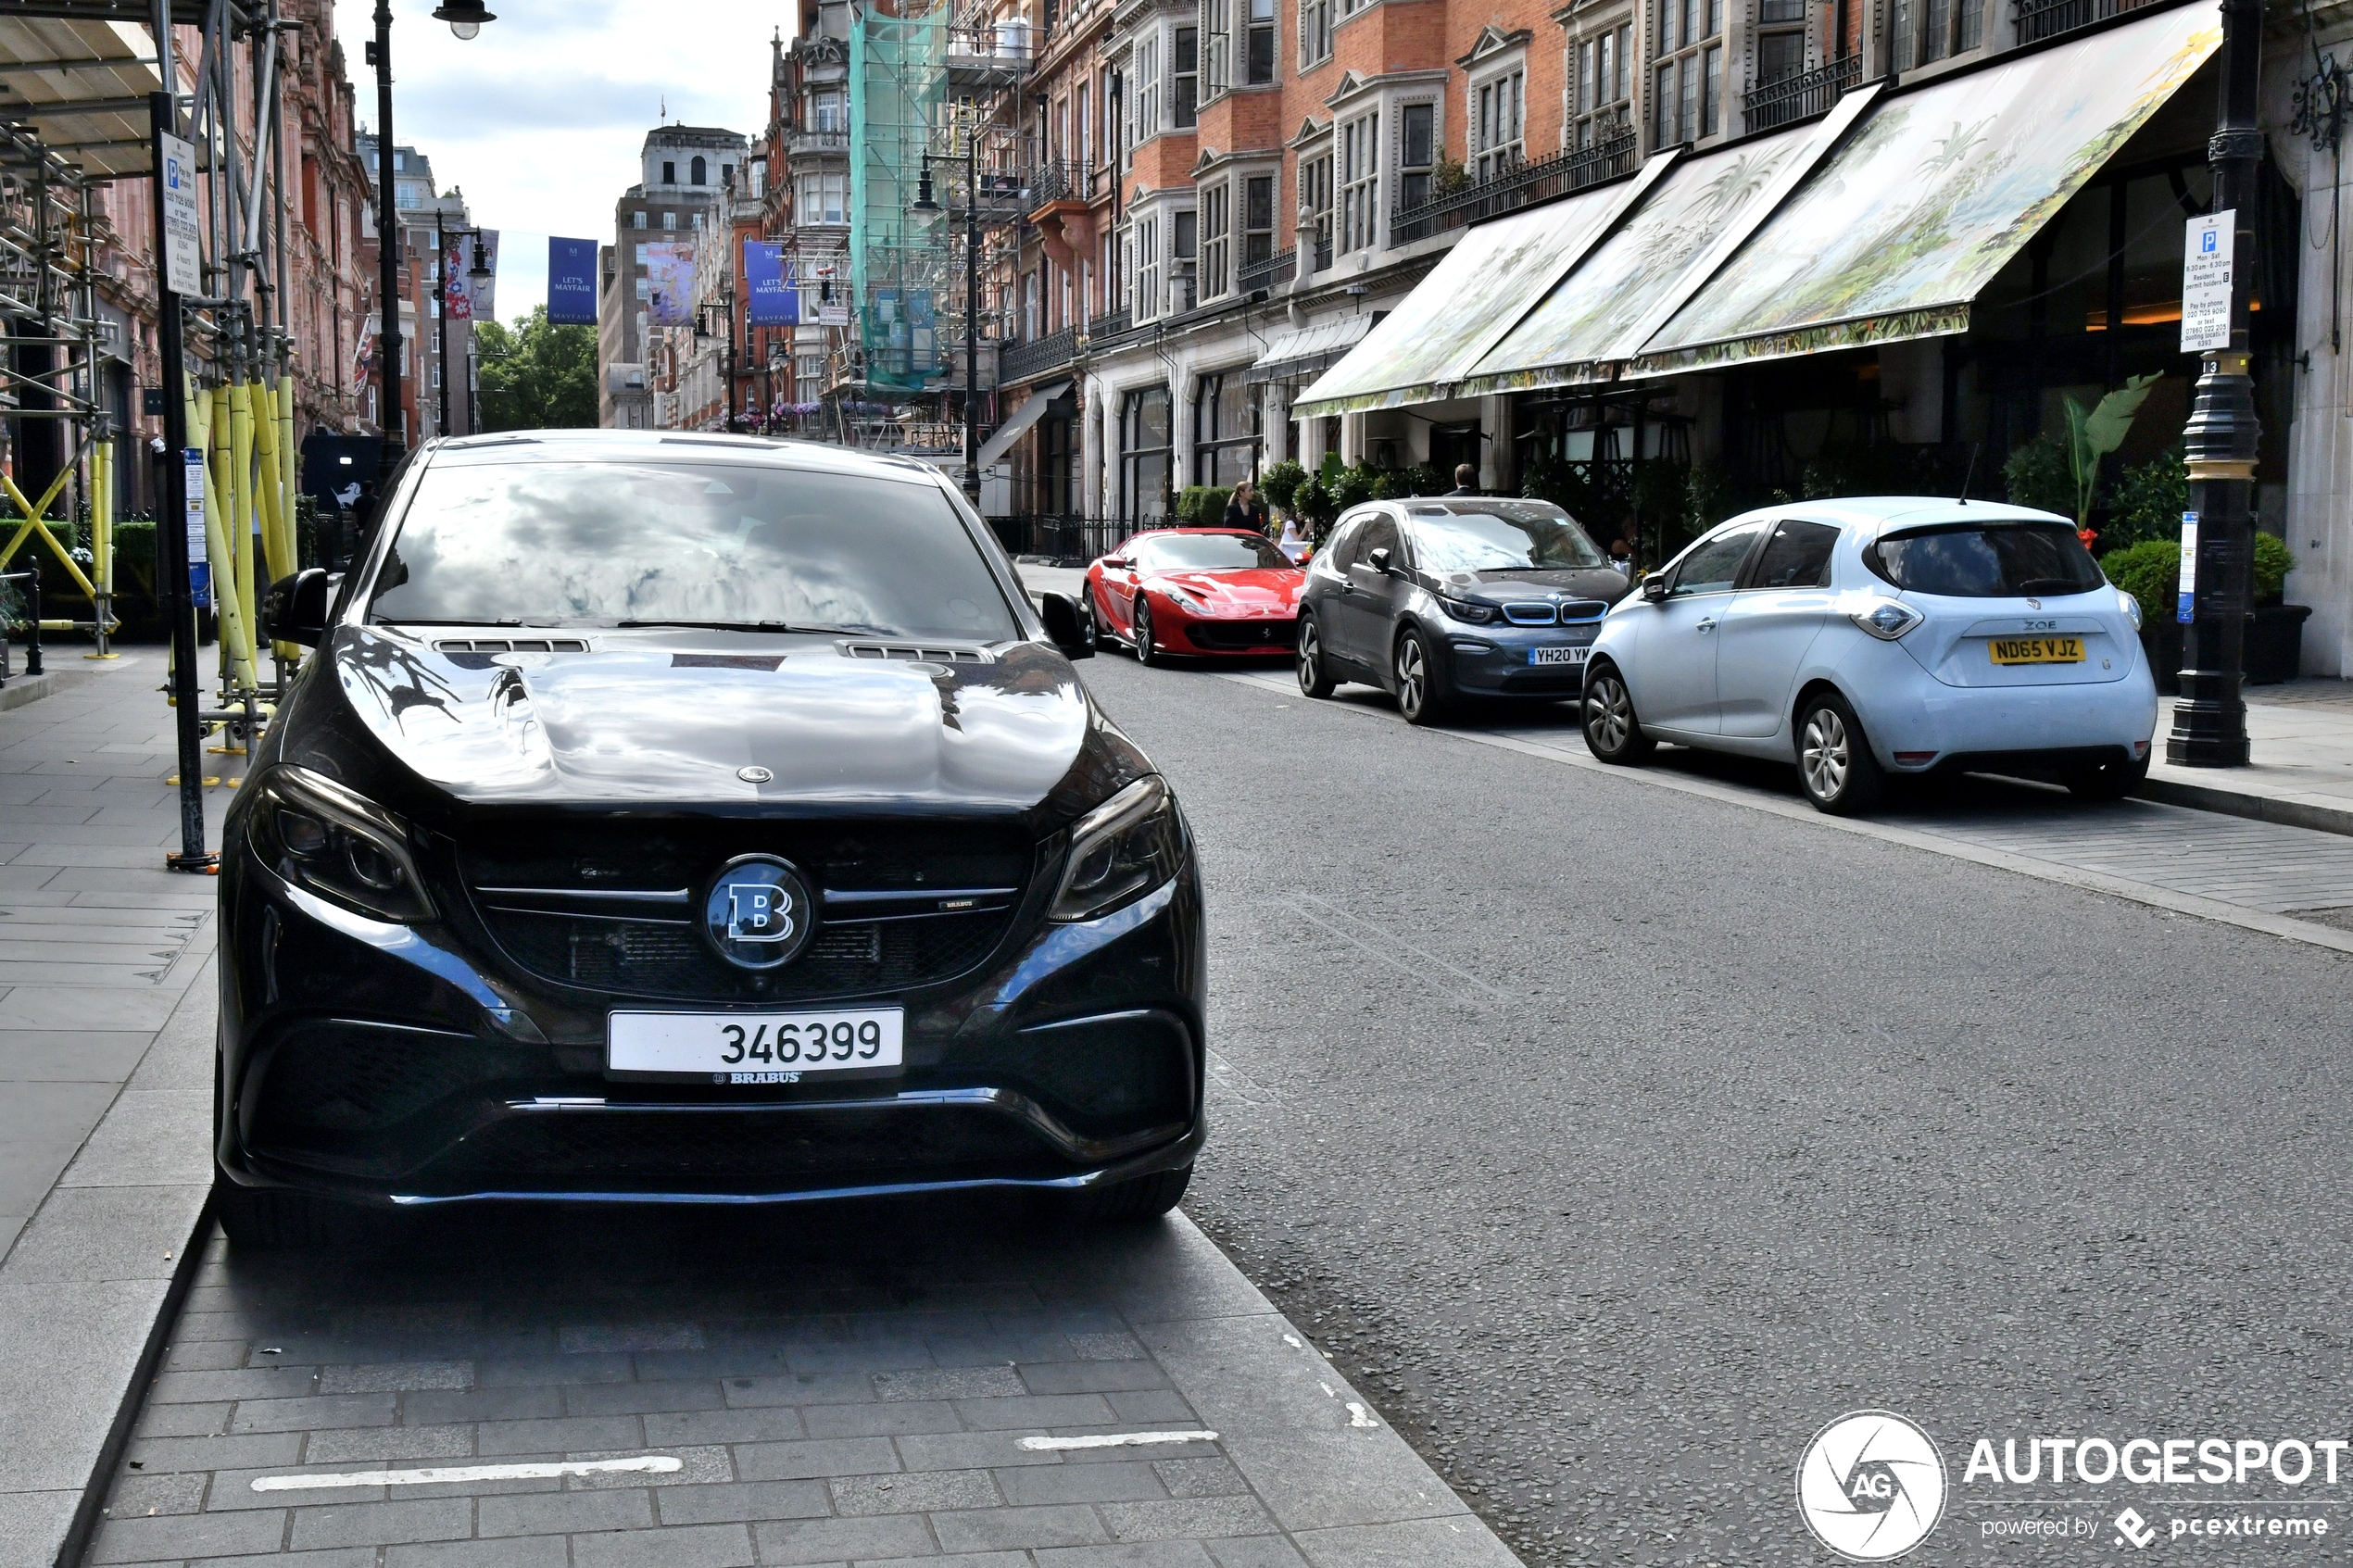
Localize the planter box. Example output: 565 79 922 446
2138 603 2309 695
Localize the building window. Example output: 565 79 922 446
1339 110 1378 253
1174 27 1199 128
798 173 849 223
1301 0 1332 68
797 353 825 385
1172 208 1197 311
635 277 652 298
1652 0 1722 147
1201 182 1230 301
1193 370 1256 488
1244 174 1275 270
1302 151 1333 262
1135 35 1161 140
1572 26 1631 148
1119 383 1173 521
1472 69 1525 181
1892 0 1981 69
1399 102 1436 210
812 91 844 131
1207 0 1231 96
1247 0 1276 82
633 210 648 228
690 155 708 184
663 210 677 230
396 184 422 208
1136 212 1162 321
431 361 441 389
662 159 677 183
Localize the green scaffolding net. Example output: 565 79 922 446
849 7 947 394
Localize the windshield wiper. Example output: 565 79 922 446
613 619 840 633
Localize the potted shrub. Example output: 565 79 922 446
2105 533 2303 693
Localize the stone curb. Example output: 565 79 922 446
2136 772 2353 841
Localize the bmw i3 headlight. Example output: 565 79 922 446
249 765 435 923
1437 595 1497 624
1050 775 1184 922
1851 597 1924 641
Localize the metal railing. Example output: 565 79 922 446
789 130 849 157
1090 307 1133 342
1238 247 1296 294
1743 54 1862 132
992 515 1136 565
1000 325 1081 383
946 22 1036 69
1026 159 1091 207
0 564 43 683
1389 132 1637 245
2013 0 2155 44
1312 232 1333 272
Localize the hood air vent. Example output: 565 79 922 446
841 643 993 664
434 637 592 654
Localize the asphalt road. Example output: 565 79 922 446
1076 647 2353 1567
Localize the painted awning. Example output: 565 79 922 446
1290 166 1667 417
1455 94 1873 397
1630 0 2221 375
976 379 1070 465
1244 313 1376 385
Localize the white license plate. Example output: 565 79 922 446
1529 646 1591 666
608 1008 904 1083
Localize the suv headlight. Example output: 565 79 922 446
249 765 435 923
1437 595 1496 624
1850 597 1923 641
1050 775 1183 922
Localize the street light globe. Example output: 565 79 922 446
431 2 496 39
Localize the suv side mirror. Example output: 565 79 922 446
1366 546 1393 575
262 567 331 646
1038 591 1095 659
1641 573 1669 604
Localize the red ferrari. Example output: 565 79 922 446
1086 528 1307 664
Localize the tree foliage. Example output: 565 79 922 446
475 306 598 432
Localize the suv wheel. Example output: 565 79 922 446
1296 617 1335 698
1581 665 1655 764
1394 629 1448 725
1134 596 1162 667
1796 692 1884 815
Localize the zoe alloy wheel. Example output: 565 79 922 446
1296 616 1336 698
1133 596 1163 666
1581 664 1655 764
1394 629 1448 725
1796 691 1884 815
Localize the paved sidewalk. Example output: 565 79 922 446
2143 678 2353 834
0 653 231 1565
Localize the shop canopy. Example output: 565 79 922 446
1290 159 1671 417
1302 0 2221 410
0 16 168 180
1631 0 2221 375
1245 313 1375 385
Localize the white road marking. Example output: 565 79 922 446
1016 1430 1220 1451
1348 1401 1380 1428
250 1457 682 1492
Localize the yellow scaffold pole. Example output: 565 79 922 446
87 438 119 658
188 377 258 696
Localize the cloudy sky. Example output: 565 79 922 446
332 1 788 322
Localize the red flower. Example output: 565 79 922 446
2078 528 2099 550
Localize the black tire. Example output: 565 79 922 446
1296 615 1336 698
1581 664 1655 764
1068 1162 1192 1221
1393 628 1449 725
213 1171 350 1250
1795 691 1885 815
2066 750 2151 801
1134 596 1163 667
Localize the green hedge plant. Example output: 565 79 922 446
2103 532 2297 625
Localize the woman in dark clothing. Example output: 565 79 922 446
1223 479 1270 534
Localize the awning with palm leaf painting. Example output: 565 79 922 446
1287 159 1674 419
1625 0 2221 377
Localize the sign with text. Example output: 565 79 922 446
184 449 210 609
745 241 797 326
547 237 598 325
2181 212 2233 353
2177 511 2199 623
158 132 201 296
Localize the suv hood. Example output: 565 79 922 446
319 626 1096 812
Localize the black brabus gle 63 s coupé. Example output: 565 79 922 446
218 431 1203 1244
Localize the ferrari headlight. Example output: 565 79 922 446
249 765 435 923
1050 775 1183 922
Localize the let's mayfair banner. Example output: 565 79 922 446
547 238 598 325
746 241 798 326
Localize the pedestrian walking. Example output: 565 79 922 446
1225 479 1270 533
1447 463 1478 495
1277 513 1313 563
1609 535 1635 577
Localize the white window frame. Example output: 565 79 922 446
1339 108 1379 254
1200 179 1231 301
1651 0 1723 148
1569 19 1633 150
1135 211 1163 322
1300 0 1332 69
1396 99 1438 212
1468 57 1526 182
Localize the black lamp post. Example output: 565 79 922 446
366 0 496 483
2169 0 2262 767
912 140 984 499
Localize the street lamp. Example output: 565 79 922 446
912 137 984 500
434 228 490 438
2169 0 2262 767
367 0 496 483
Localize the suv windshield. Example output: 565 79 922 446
1138 533 1292 571
1868 521 2106 598
1406 502 1609 573
369 459 1020 639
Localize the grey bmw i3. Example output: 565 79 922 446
218 430 1204 1244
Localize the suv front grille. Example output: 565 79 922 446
460 821 1032 1002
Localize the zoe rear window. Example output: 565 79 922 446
1867 522 2105 597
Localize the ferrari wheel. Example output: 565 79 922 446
1134 596 1164 667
